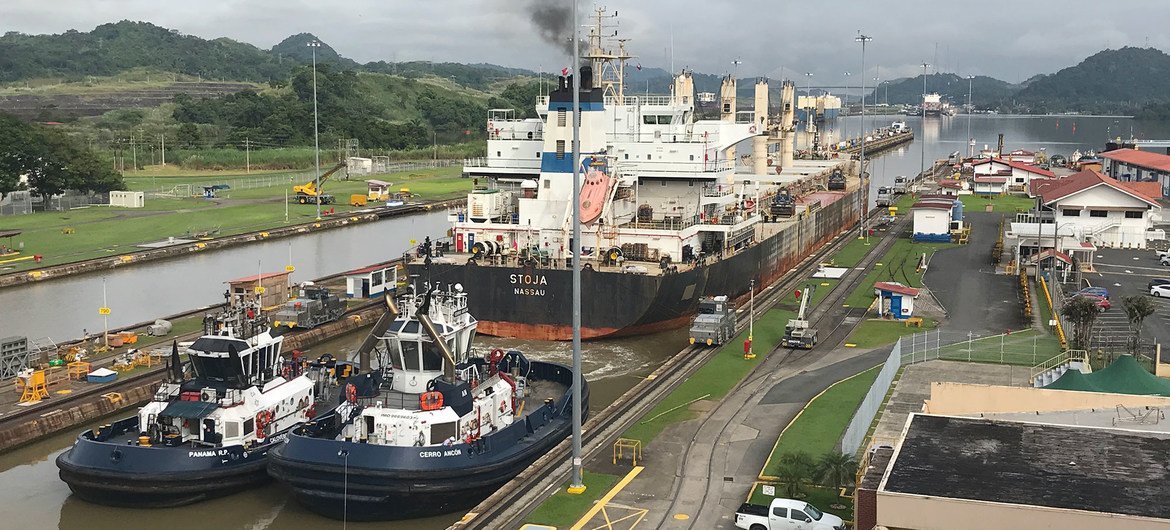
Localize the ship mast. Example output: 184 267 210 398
586 7 634 99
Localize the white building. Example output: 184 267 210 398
971 158 1055 193
911 198 958 242
1006 169 1163 259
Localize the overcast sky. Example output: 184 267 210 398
3 0 1167 85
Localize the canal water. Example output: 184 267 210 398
0 210 451 340
2 115 1169 529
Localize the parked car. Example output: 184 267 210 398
1075 286 1110 299
1072 293 1111 311
1149 278 1170 291
1162 254 1170 266
735 498 845 530
1151 284 1170 298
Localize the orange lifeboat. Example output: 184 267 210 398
579 168 610 225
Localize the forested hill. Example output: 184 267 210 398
1013 47 1170 113
0 21 532 87
868 73 1018 108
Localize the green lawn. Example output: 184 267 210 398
749 484 854 523
842 238 957 309
762 366 881 476
524 471 620 528
846 318 939 349
958 193 1036 213
825 237 874 269
621 306 796 444
928 329 1061 366
0 167 469 272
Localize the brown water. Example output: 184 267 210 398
0 327 685 530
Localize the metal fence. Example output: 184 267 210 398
0 190 108 216
148 160 463 198
840 339 901 455
901 328 1059 367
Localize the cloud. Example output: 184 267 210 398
1 0 1167 84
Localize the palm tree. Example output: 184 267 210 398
1062 296 1100 351
815 452 859 502
777 451 814 498
1122 295 1157 355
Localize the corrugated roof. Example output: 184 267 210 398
1038 169 1161 207
973 176 1007 184
1101 148 1170 173
0 229 21 238
226 271 291 284
971 157 1055 177
874 281 920 296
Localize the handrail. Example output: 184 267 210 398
1038 276 1067 349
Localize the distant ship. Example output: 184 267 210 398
796 94 842 123
923 93 943 117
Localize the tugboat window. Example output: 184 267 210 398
188 355 239 382
401 341 421 370
422 340 444 371
243 418 254 435
226 422 240 439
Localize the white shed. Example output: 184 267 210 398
911 199 956 242
109 191 145 208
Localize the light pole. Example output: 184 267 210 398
843 72 851 139
568 0 585 496
919 62 930 182
308 39 322 220
803 72 814 147
856 32 872 242
966 75 975 158
747 278 756 359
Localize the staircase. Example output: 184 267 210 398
1030 350 1090 387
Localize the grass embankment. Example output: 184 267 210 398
2 167 468 271
847 318 939 349
524 471 621 528
842 238 958 309
958 193 1035 213
928 328 1061 366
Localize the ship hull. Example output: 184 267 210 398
409 187 860 340
268 361 584 521
56 416 284 508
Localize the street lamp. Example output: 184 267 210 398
966 75 975 158
856 32 872 242
746 278 756 359
842 72 851 138
803 72 814 147
308 39 322 220
919 62 930 183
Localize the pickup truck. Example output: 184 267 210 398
735 498 845 530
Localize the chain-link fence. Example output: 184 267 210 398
901 328 1062 367
0 190 108 216
840 340 901 455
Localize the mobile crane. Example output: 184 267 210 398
782 284 818 349
292 161 347 205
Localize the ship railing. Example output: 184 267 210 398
702 185 734 197
487 129 543 141
606 95 676 107
605 131 723 144
463 157 541 170
611 158 735 174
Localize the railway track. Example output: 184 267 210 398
456 200 905 529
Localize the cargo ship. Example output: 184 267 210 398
268 287 584 521
923 93 943 117
406 10 862 340
56 304 320 507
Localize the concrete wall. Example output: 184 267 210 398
923 382 1170 415
876 490 1170 530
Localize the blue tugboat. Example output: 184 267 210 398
268 286 586 521
56 304 321 507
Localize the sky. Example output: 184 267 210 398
2 0 1168 86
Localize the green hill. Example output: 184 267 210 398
1013 47 1170 113
270 33 359 69
866 73 1019 109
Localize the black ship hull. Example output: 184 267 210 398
268 361 585 521
409 187 861 340
56 416 284 508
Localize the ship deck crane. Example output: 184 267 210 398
782 284 818 349
292 161 347 205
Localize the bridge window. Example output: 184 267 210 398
557 109 566 127
556 140 566 160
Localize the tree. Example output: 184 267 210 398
1122 295 1157 354
176 123 201 149
1062 296 1101 351
815 452 859 501
776 451 815 498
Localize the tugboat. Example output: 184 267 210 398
56 303 319 507
268 286 585 521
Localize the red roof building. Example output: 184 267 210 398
1100 149 1170 199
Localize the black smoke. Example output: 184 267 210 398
520 1 587 58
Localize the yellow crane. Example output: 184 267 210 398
292 161 347 205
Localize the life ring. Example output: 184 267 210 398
420 391 444 411
345 383 358 404
749 125 757 134
255 410 271 438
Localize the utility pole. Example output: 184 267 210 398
309 39 323 220
857 32 872 243
160 133 166 166
966 75 975 158
130 134 137 172
919 63 930 183
245 137 251 174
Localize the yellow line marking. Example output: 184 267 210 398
571 466 644 530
